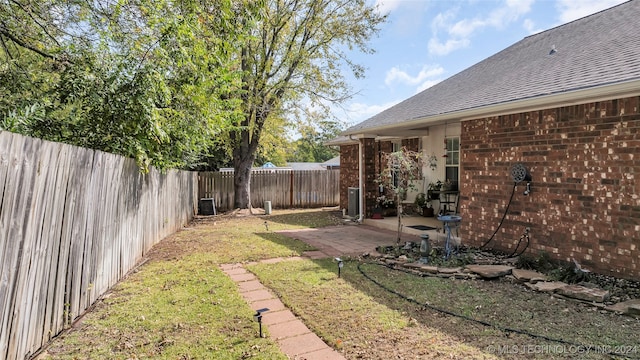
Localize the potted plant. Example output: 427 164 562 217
414 192 434 217
427 180 442 200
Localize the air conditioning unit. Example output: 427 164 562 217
199 198 216 215
348 187 359 217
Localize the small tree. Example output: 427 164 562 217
377 147 424 244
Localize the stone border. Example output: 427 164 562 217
383 260 638 316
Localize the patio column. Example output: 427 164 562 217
361 137 377 218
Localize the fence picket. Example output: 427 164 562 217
0 132 197 360
197 169 339 212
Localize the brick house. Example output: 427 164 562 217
329 1 640 279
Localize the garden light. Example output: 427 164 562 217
253 308 270 338
335 257 344 278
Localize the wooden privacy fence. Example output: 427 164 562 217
198 169 340 211
0 132 198 360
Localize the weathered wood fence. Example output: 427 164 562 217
0 132 198 360
198 169 339 211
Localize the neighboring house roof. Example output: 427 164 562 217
344 0 640 136
287 162 326 171
322 156 340 168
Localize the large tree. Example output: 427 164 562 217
229 0 386 209
0 0 242 170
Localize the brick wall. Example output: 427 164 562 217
461 96 640 279
340 144 359 211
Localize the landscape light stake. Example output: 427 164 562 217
253 308 269 338
335 257 344 278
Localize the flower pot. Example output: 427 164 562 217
422 207 434 217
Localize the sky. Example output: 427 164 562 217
336 0 628 127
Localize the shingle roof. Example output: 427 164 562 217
345 0 640 135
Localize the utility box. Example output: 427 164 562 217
199 198 216 215
348 187 359 217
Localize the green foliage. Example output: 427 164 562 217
225 0 386 207
0 0 243 171
377 147 424 204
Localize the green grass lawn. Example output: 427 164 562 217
41 209 334 360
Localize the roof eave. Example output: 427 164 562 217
342 79 640 137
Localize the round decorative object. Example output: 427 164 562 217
510 163 531 183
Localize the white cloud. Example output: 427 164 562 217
428 37 470 56
428 0 534 56
343 100 402 124
385 65 444 86
555 0 627 23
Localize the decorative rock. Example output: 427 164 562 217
454 273 477 280
438 267 462 275
465 265 513 279
556 284 610 303
397 255 409 262
403 263 424 269
605 299 640 315
416 265 439 274
512 269 547 283
529 281 568 293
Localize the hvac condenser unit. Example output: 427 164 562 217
348 187 359 217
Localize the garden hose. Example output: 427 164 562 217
480 183 516 249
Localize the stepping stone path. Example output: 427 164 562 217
220 261 346 360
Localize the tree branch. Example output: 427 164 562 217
0 26 62 61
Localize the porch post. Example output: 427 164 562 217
361 137 377 219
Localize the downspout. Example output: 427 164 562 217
350 135 364 222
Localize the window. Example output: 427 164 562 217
445 137 459 190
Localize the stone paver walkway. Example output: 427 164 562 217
220 224 420 359
221 260 346 360
277 224 419 259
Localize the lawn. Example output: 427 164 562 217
41 209 640 360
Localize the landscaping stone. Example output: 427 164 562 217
605 299 640 315
438 267 462 275
403 263 441 274
557 284 610 303
417 265 439 274
512 269 547 283
403 263 424 269
454 273 477 280
528 281 568 293
465 265 513 279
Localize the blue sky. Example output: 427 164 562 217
337 0 628 127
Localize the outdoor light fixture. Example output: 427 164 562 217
253 308 270 338
264 221 269 231
335 257 344 278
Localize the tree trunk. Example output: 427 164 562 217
233 148 253 209
232 134 258 209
